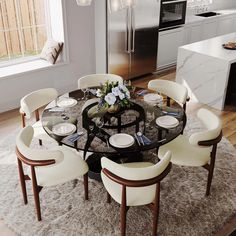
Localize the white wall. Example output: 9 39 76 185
209 0 236 10
0 1 95 112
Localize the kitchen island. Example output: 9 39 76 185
176 33 236 110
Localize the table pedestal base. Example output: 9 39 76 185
86 152 143 182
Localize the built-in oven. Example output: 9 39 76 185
160 0 187 29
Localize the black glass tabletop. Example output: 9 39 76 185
42 88 186 156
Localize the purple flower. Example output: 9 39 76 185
105 93 116 105
118 84 128 92
119 92 125 100
112 86 121 96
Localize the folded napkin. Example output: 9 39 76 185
63 133 83 143
142 135 152 145
161 110 181 117
136 89 148 96
136 134 152 145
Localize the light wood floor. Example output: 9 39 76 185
0 69 235 236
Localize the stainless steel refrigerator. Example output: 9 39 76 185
107 0 161 80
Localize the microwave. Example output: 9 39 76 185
160 0 187 29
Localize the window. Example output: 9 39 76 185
0 0 50 65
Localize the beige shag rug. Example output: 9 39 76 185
0 116 236 236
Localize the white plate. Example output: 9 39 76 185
144 93 163 102
109 133 135 148
156 115 179 128
57 98 77 108
52 123 77 136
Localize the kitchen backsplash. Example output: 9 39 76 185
187 0 236 14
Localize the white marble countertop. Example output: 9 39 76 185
180 33 236 63
185 8 236 25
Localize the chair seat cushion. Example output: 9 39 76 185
101 162 157 206
32 121 57 143
29 146 88 187
158 135 212 167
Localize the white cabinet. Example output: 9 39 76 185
217 15 236 36
157 27 184 70
188 23 202 43
157 12 236 71
202 19 218 40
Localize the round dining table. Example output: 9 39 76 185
42 88 186 181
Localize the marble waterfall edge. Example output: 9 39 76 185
176 33 236 110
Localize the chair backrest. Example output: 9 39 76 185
148 79 188 105
16 126 63 165
189 108 222 146
20 88 58 118
101 151 171 206
78 74 123 89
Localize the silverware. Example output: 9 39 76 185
134 133 141 146
105 135 110 148
137 132 145 145
158 138 166 143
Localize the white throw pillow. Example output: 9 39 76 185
40 40 63 64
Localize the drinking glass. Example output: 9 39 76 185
88 123 95 136
95 117 104 137
146 110 155 129
81 88 87 100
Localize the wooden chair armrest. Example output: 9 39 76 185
16 147 56 167
102 163 171 187
198 131 223 146
20 111 26 116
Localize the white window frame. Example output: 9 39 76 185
0 0 52 68
0 0 69 79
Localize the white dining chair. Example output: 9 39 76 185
78 73 123 89
158 108 222 196
20 88 58 145
101 151 172 236
16 125 89 221
148 79 189 111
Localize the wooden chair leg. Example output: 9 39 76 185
31 166 42 221
83 174 88 200
21 113 26 128
206 145 217 196
107 192 111 203
153 183 160 236
17 158 28 204
39 139 42 146
121 185 127 236
167 97 171 107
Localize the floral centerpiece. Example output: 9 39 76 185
96 81 131 113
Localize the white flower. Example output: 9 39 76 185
125 90 130 99
118 84 128 92
112 87 121 96
96 89 102 97
119 92 125 100
105 93 116 105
